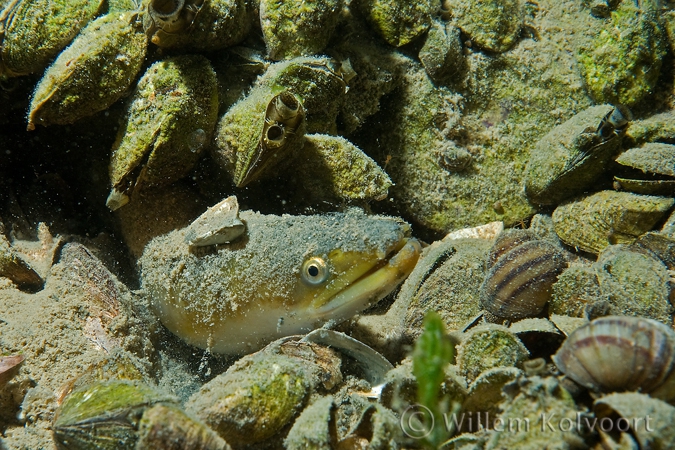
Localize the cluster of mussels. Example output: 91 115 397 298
2 0 675 449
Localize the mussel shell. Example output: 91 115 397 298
615 143 675 178
613 176 675 195
553 316 675 399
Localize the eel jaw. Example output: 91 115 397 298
309 238 421 322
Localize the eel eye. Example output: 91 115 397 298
301 257 330 286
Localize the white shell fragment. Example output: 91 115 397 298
183 196 245 248
443 221 504 242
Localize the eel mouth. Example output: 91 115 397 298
309 238 421 321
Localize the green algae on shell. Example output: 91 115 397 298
594 244 672 325
27 12 148 130
0 0 104 76
551 190 675 254
456 324 529 383
419 20 465 86
291 133 392 202
53 380 178 450
106 55 219 211
142 0 254 50
260 0 343 60
614 142 675 195
355 0 433 47
185 353 313 447
576 0 666 107
525 104 624 206
136 404 231 450
139 207 420 354
443 0 523 53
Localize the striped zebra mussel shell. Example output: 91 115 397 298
553 316 675 401
480 230 568 320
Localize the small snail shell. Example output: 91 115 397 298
553 316 675 401
480 231 567 320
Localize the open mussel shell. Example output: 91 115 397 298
53 380 179 450
214 89 306 187
553 316 675 400
552 190 675 255
525 104 623 206
594 392 675 449
613 142 675 195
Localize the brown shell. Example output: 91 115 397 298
553 316 675 400
480 238 567 320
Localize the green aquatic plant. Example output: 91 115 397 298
411 311 456 448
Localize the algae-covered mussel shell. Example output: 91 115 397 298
354 0 433 47
552 190 674 254
613 142 675 195
525 104 626 205
0 0 104 77
442 0 523 53
577 0 666 107
185 337 343 447
54 380 229 450
213 89 306 187
553 316 675 401
212 56 349 187
142 0 254 50
260 0 343 60
291 133 393 203
27 11 148 130
106 54 219 210
140 205 420 355
53 380 176 449
551 244 673 324
213 56 354 186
